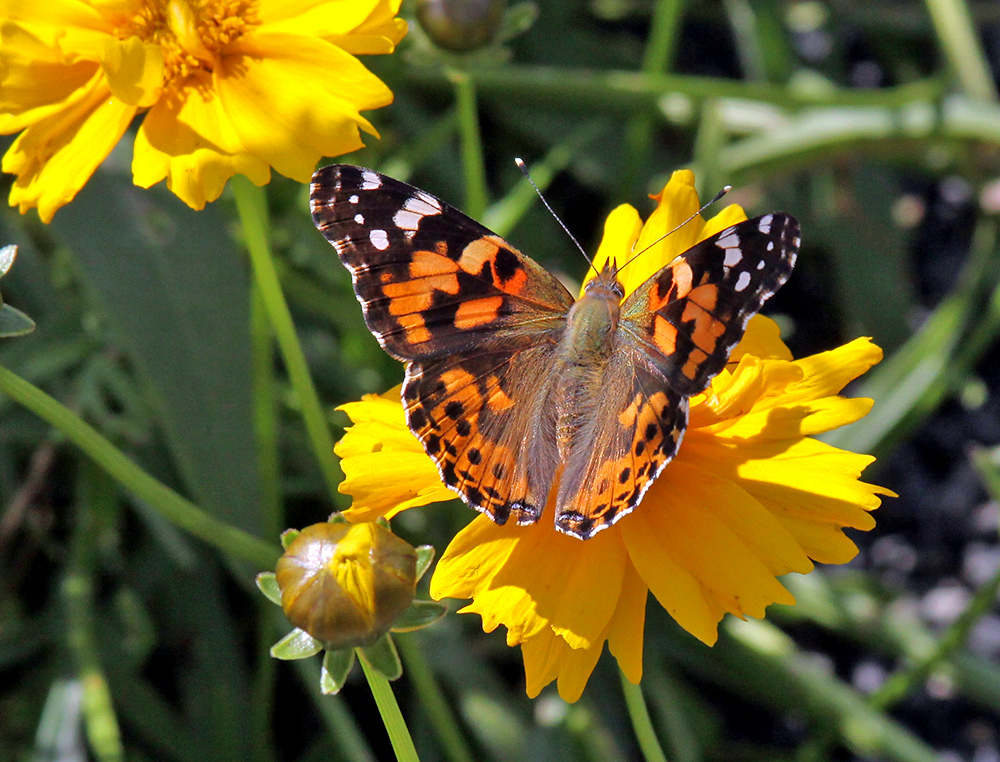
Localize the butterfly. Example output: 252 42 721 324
311 165 799 539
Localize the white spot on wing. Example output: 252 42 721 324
756 259 765 269
393 210 423 231
758 214 773 234
349 194 360 204
361 170 381 190
767 241 774 251
413 191 442 212
370 229 389 250
717 232 740 249
723 247 743 267
734 270 752 292
354 213 365 224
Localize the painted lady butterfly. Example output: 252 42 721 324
311 166 799 539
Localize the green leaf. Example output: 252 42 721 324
270 629 323 660
360 634 402 681
414 545 436 582
391 600 448 632
0 244 16 277
320 648 356 695
254 573 282 606
0 304 36 337
51 171 262 531
279 528 299 550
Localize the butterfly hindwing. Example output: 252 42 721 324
310 165 575 362
403 345 562 527
554 349 689 539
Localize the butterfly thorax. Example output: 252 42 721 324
551 266 625 463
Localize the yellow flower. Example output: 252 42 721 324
335 170 895 702
0 0 406 222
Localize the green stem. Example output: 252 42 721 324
620 672 669 762
249 284 279 762
231 176 342 503
406 66 946 111
924 0 998 101
451 70 489 220
0 364 279 569
621 0 686 194
396 634 475 762
359 652 421 762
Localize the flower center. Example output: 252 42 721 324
120 0 257 80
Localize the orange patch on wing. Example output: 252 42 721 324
682 347 709 380
454 296 504 329
484 375 515 412
457 238 498 275
410 249 459 278
499 266 528 295
398 312 431 344
618 394 642 427
384 273 459 315
440 367 476 393
652 315 677 355
688 284 718 312
671 260 694 299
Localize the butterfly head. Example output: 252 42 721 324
583 258 626 302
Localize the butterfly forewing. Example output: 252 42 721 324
622 213 799 398
310 165 574 362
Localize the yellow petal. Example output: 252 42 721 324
587 203 642 290
630 170 706 278
3 71 134 222
433 515 628 650
775 513 862 564
335 389 456 519
606 561 647 684
620 515 726 646
626 460 798 621
731 315 792 362
217 32 393 181
133 76 271 209
521 628 604 702
0 21 97 123
787 337 883 401
261 0 408 54
699 202 748 237
339 450 456 520
99 35 164 107
682 434 891 530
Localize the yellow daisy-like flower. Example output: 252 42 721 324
0 0 406 222
335 170 895 702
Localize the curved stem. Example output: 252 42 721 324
620 672 669 762
359 652 421 762
231 176 342 503
0 364 279 569
451 70 488 220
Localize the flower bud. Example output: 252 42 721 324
416 0 506 52
275 521 417 650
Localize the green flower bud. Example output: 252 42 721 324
275 521 417 650
416 0 506 52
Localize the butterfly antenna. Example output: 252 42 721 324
515 158 594 271
618 185 732 273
